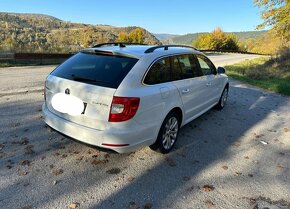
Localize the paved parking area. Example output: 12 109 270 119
0 54 289 209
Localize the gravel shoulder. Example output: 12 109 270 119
0 54 289 209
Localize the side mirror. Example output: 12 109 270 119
217 67 226 74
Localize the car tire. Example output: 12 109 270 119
150 112 180 154
216 86 229 110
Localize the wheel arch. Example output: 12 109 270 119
149 106 183 153
168 107 183 127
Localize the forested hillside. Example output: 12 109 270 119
0 13 161 53
161 31 267 45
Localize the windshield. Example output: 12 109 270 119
51 52 138 88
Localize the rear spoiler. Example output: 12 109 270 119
80 48 139 59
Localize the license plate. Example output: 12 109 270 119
51 93 84 116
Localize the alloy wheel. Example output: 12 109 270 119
162 117 178 150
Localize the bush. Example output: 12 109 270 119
276 46 290 65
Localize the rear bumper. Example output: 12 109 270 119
42 104 156 153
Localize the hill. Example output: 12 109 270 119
232 31 268 40
0 12 161 53
2 12 61 21
153 33 180 40
162 31 268 45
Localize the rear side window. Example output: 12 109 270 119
171 56 183 81
144 57 171 85
51 52 138 88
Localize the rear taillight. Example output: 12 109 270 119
109 96 140 122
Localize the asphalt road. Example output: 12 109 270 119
0 53 262 97
0 54 290 209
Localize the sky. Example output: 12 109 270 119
0 0 264 35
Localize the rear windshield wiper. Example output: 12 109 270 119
71 74 111 85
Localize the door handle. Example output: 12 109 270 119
182 89 190 94
206 82 212 86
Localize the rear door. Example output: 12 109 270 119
45 52 138 130
171 54 210 122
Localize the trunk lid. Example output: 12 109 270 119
44 51 138 130
45 75 115 130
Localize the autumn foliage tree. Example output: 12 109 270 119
255 0 289 62
193 28 239 51
255 0 289 41
238 30 282 54
117 28 145 43
117 32 130 42
129 28 145 43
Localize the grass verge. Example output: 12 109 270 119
225 57 290 96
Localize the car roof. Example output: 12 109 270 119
81 45 201 59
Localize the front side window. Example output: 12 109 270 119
196 55 217 75
177 54 203 79
144 57 171 85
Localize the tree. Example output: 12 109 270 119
117 28 145 43
238 30 281 54
117 32 130 42
5 37 15 50
193 33 213 49
255 0 289 40
193 28 239 51
129 28 145 43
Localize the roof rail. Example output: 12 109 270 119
93 42 148 48
144 45 197 53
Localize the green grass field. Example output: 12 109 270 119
226 57 290 96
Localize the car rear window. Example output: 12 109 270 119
51 52 138 89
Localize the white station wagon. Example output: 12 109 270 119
42 43 229 154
